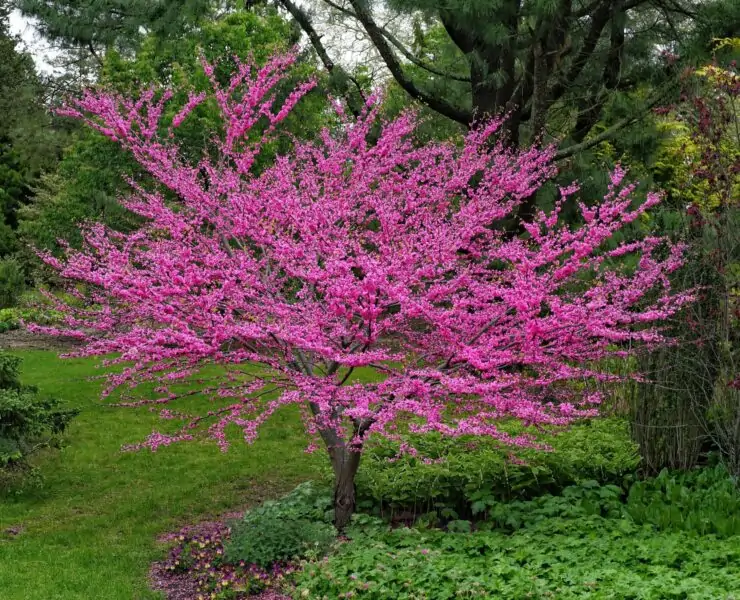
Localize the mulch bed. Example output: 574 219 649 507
0 329 83 351
150 512 293 600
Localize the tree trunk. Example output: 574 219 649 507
331 446 361 532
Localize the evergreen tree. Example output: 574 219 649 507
0 349 78 481
0 2 56 259
286 0 738 156
13 0 216 52
19 5 330 257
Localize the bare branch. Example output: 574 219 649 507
321 0 471 83
345 0 473 125
277 0 367 115
548 0 612 105
87 42 104 67
278 0 337 72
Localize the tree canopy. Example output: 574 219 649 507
38 51 689 528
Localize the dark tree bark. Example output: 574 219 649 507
314 422 365 531
329 444 362 531
345 0 473 125
310 385 368 530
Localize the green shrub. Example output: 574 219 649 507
0 308 20 332
225 482 335 568
473 469 739 540
354 418 639 520
0 303 64 333
295 513 740 599
0 258 25 308
625 465 740 537
475 467 740 537
481 480 625 530
0 350 78 483
293 468 740 598
14 306 61 324
0 220 18 257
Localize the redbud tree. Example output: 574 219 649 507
37 52 688 529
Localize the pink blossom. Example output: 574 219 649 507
39 51 689 465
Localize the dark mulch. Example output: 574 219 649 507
150 512 292 600
150 561 291 600
150 562 199 600
0 329 82 351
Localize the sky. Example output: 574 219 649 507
10 9 63 74
7 3 385 78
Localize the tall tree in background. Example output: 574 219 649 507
18 5 331 259
17 0 738 232
13 0 369 112
0 0 57 259
284 0 738 155
19 0 738 155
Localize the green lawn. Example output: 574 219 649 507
0 351 322 600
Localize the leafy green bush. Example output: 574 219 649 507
0 321 17 333
476 466 740 537
295 513 740 599
0 304 63 329
291 468 740 598
0 258 24 308
0 308 20 332
625 466 740 537
0 350 78 482
480 479 625 530
354 418 639 520
225 482 335 568
0 297 66 335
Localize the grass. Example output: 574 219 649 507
0 350 323 600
